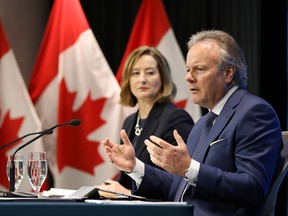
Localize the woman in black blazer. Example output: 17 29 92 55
99 46 194 195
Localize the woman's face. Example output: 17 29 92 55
129 54 162 104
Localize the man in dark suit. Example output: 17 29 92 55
102 30 283 215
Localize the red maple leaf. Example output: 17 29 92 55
173 99 187 109
0 110 24 188
57 79 106 175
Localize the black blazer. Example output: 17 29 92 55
118 102 194 189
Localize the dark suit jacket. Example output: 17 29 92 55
134 88 284 216
118 102 194 189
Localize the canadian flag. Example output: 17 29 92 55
0 21 44 191
29 0 132 189
117 0 201 123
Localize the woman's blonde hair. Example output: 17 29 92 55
119 46 176 107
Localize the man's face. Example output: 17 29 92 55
185 41 230 110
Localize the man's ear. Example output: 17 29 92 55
224 67 235 83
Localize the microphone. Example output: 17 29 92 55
9 119 81 192
69 119 81 126
0 129 53 151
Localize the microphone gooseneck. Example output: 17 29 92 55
0 130 53 151
9 119 81 192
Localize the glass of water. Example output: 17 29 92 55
27 152 47 196
6 154 25 191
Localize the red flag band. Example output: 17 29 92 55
29 0 133 189
0 21 44 192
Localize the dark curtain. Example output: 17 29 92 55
80 0 287 130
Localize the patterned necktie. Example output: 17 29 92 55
174 112 217 202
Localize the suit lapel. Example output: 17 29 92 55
197 88 246 162
125 113 137 141
134 103 163 158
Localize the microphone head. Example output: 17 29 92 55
70 119 81 126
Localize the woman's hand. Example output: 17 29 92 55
97 179 131 196
102 129 136 173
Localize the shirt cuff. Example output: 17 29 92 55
185 159 200 186
126 158 145 188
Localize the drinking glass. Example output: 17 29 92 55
27 152 47 196
6 154 25 191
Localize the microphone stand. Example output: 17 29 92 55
0 130 51 151
9 120 81 192
9 129 52 192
